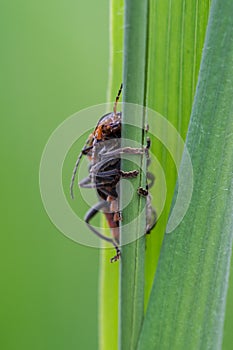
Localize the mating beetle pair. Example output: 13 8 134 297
70 85 156 262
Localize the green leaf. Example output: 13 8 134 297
138 0 233 349
144 0 210 307
120 1 149 349
98 1 123 350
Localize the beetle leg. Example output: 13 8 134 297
85 201 121 263
94 169 120 178
110 249 121 263
137 183 157 232
146 137 151 149
94 168 139 180
119 170 139 178
101 147 145 158
147 171 155 189
90 158 119 174
79 176 92 187
146 195 157 234
102 138 151 159
136 188 157 233
137 184 149 197
79 176 116 189
79 169 120 188
80 169 139 189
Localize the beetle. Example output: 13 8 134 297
70 84 156 262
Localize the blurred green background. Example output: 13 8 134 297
0 1 108 349
1 1 233 349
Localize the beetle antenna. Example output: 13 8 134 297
70 137 90 199
113 83 123 117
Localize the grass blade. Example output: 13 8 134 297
98 1 123 350
144 0 210 307
120 0 148 349
138 0 233 348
